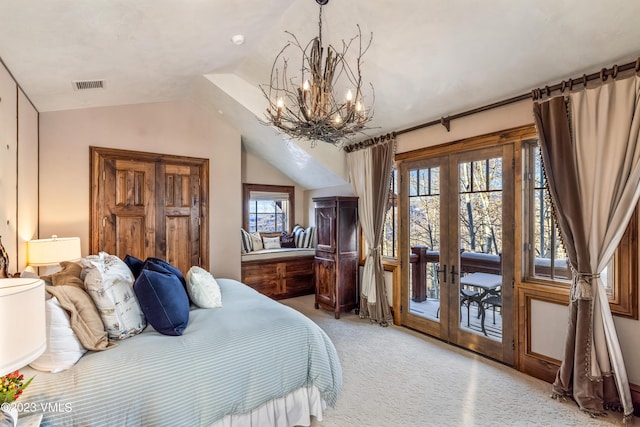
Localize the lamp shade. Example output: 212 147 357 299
27 236 81 266
0 278 46 375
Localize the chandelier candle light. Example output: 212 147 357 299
262 0 374 146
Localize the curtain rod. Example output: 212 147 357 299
396 57 640 136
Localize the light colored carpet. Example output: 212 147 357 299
281 294 631 427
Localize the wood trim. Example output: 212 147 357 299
609 206 638 319
396 124 538 162
382 259 401 325
516 282 569 383
242 183 295 233
518 283 640 414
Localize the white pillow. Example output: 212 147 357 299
263 236 281 250
250 232 264 251
82 252 146 340
30 296 87 373
185 266 222 308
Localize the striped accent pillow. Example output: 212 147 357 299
294 226 315 248
241 229 253 254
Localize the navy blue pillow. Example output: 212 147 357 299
124 254 145 278
133 267 190 336
144 257 186 288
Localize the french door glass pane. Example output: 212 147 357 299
408 166 441 320
458 157 503 341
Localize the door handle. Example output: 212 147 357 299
436 264 447 283
450 264 458 284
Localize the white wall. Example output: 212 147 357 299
39 100 243 280
241 146 306 227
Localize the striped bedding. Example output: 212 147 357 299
19 279 342 426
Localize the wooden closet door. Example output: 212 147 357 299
101 158 156 261
91 147 209 274
158 163 202 275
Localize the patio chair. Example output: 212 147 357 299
460 288 481 326
480 291 502 335
435 289 479 322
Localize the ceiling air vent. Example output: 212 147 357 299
72 80 105 91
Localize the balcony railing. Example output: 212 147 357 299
410 247 502 302
409 245 570 302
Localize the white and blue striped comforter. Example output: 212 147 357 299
19 279 342 426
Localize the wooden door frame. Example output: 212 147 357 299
90 146 210 271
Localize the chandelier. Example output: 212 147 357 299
261 0 374 146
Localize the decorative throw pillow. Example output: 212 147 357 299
241 228 252 254
82 252 147 340
250 232 264 251
263 236 281 250
144 257 187 288
44 285 115 351
292 224 304 235
123 254 145 279
134 264 190 335
40 261 84 288
185 266 222 308
281 232 296 248
30 296 87 373
294 226 315 248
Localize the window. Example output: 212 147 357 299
523 140 638 318
408 166 441 251
382 167 398 258
242 184 295 233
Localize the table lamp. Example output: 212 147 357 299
27 235 81 274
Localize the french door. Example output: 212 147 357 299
400 143 514 364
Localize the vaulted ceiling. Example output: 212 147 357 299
1 0 640 188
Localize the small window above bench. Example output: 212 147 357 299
243 184 295 233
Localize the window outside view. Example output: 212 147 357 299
248 199 289 233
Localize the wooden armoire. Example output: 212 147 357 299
313 196 359 318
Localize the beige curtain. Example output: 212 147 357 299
533 75 640 422
346 134 395 326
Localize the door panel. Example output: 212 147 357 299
401 144 514 364
402 157 447 339
103 158 156 261
160 164 201 274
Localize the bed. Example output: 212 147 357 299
18 278 342 427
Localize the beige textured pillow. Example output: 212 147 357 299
41 261 84 288
250 232 264 251
263 236 281 250
45 285 115 351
